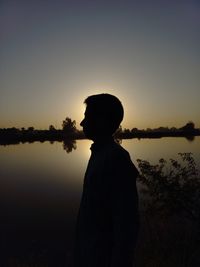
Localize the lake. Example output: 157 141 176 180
0 137 200 266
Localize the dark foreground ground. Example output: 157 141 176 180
1 205 200 267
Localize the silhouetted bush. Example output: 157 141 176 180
135 153 200 266
137 153 200 222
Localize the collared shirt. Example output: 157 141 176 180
74 138 139 267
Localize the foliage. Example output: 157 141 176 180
63 139 77 153
49 125 56 131
27 127 34 131
180 121 195 130
137 153 200 222
62 117 76 135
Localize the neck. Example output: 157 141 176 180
93 135 114 143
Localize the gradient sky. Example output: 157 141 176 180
1 0 199 130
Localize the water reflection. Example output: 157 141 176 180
0 138 200 266
185 135 195 142
63 139 77 153
0 134 197 147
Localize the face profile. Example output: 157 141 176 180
80 106 99 140
80 93 124 141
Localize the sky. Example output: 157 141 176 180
0 0 199 130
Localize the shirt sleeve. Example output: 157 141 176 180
109 151 139 267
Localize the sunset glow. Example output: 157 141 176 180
1 0 199 129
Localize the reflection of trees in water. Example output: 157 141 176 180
62 139 77 153
185 135 195 142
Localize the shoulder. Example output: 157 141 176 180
107 141 130 161
106 142 139 176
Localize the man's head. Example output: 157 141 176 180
80 93 124 141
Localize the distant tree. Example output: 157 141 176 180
131 127 138 133
155 127 169 132
146 128 152 132
180 121 195 131
49 125 56 131
123 128 131 134
170 127 177 131
62 117 76 136
28 127 34 131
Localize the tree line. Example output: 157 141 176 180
0 118 200 145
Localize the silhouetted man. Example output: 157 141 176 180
74 94 139 267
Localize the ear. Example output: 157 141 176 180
98 117 112 132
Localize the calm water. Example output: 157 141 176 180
0 137 200 265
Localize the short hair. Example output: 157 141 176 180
84 93 124 134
